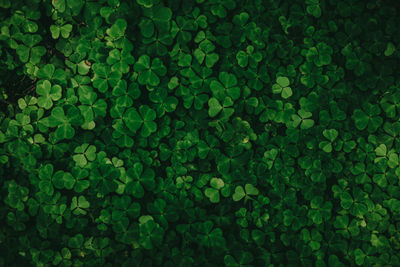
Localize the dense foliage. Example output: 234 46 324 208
1 0 400 266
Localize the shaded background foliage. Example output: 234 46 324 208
1 0 400 266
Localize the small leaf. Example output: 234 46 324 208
233 186 246 201
208 98 222 117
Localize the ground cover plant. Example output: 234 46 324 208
1 0 400 266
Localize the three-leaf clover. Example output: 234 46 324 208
210 72 241 101
272 76 293 99
208 96 234 120
319 129 338 153
134 55 166 87
50 23 72 39
38 164 55 196
301 228 322 251
334 215 360 238
106 18 127 41
307 196 332 224
236 45 262 68
232 184 259 202
70 167 90 193
193 30 219 68
139 216 164 250
196 220 226 248
16 34 46 64
78 88 107 129
47 106 83 141
353 103 383 133
52 170 75 190
291 109 315 129
204 177 225 203
70 196 90 215
339 188 369 217
36 80 62 109
123 105 157 137
73 144 97 168
92 63 122 93
126 162 156 198
304 42 333 67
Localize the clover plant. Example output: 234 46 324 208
1 0 400 266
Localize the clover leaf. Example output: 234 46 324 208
210 72 241 101
196 220 226 248
236 45 262 68
38 164 55 196
71 196 90 215
106 18 127 40
2 1 400 266
124 105 157 137
134 55 166 87
139 216 164 249
306 0 322 18
334 215 360 238
92 63 123 93
106 48 135 74
353 103 383 133
301 228 322 251
308 196 332 224
47 105 83 141
319 129 338 153
50 23 72 39
304 42 333 67
71 167 90 193
208 97 222 118
232 184 259 202
204 177 224 203
73 144 96 167
291 109 314 129
37 64 66 82
36 80 62 109
272 76 293 99
193 31 219 68
78 87 107 129
16 34 46 64
126 162 155 198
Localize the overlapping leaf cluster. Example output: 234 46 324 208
1 0 400 266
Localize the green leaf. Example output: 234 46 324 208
205 188 220 203
273 77 292 99
36 80 62 109
375 144 387 157
244 184 259 196
210 177 224 190
281 86 293 99
71 196 90 215
106 19 127 39
139 105 157 137
78 61 90 75
354 248 365 266
233 186 245 201
276 77 290 87
353 109 369 130
384 42 396 57
208 97 222 117
236 51 248 67
323 129 338 142
124 107 143 133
